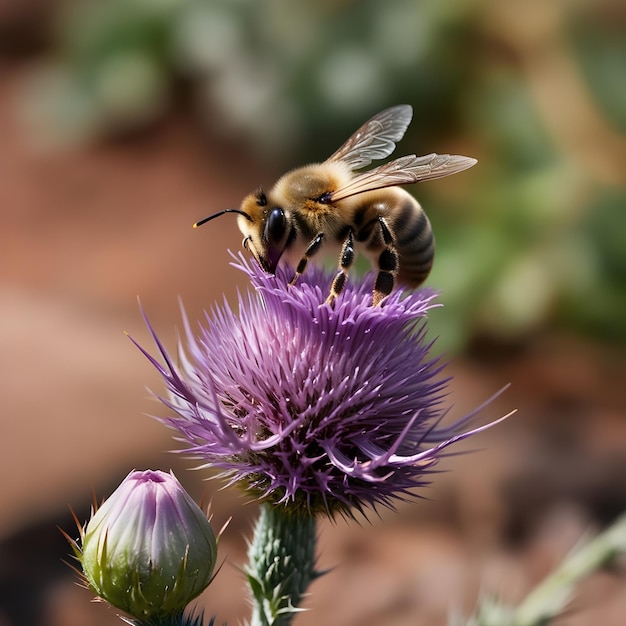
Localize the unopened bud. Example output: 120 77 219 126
81 469 217 620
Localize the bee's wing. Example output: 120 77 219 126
326 105 413 171
330 153 477 202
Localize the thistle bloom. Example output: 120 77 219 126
135 256 507 518
80 469 217 621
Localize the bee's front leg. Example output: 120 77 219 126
326 228 355 305
289 232 325 287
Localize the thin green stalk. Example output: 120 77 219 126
463 512 626 626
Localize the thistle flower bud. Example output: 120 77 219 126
80 469 217 621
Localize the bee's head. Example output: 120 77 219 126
235 165 344 272
195 189 295 274
237 189 295 273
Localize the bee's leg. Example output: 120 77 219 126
326 228 355 305
289 232 325 286
370 217 398 306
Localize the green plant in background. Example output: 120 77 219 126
23 0 626 353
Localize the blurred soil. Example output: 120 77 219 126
1 56 626 626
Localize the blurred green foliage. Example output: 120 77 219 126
23 0 626 352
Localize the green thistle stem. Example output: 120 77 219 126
246 503 318 626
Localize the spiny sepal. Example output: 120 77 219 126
121 612 217 626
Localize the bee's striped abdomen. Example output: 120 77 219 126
388 192 434 288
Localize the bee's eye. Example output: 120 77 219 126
315 191 333 204
266 208 286 245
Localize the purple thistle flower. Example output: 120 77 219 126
133 255 509 518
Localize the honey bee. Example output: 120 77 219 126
195 105 477 305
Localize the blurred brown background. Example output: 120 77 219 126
1 1 626 625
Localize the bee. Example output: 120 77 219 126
195 105 476 305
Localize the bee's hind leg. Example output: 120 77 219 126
370 217 398 306
289 232 325 287
326 228 355 305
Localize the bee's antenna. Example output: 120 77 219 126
193 209 253 228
